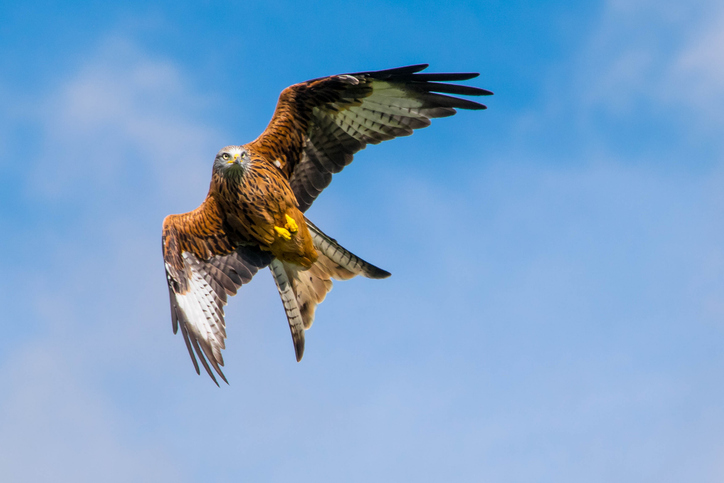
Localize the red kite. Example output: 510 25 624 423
162 64 492 384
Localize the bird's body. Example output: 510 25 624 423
211 147 316 267
162 64 492 384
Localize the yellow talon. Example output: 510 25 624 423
274 226 292 241
284 214 298 233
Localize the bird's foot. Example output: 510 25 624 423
274 226 292 241
284 214 299 234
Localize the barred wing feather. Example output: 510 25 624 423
163 210 272 385
249 64 493 212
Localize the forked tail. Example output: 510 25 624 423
270 218 390 361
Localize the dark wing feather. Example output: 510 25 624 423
162 199 272 385
248 64 492 212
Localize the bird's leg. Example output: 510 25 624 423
284 214 299 234
274 214 299 241
274 226 292 240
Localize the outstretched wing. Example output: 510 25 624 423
248 64 492 212
162 198 272 385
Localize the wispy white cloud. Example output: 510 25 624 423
667 9 724 119
29 36 223 204
0 343 188 483
576 0 724 128
5 5 724 481
0 37 234 481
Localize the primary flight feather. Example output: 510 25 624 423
162 64 492 384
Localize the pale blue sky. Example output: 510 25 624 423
1 1 724 482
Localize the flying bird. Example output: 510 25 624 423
162 64 492 384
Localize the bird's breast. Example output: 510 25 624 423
212 162 316 266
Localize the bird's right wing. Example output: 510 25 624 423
162 198 272 385
248 64 492 212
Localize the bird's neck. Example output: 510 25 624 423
211 167 245 192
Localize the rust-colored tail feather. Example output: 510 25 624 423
269 219 390 361
270 259 306 362
305 218 391 280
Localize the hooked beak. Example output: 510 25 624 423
225 153 250 174
227 153 249 171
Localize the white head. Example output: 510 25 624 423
213 145 251 174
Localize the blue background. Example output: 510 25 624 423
1 1 723 481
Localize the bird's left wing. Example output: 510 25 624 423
162 199 272 385
248 64 492 212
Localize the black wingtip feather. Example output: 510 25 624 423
295 338 305 362
177 314 201 375
199 341 229 386
352 64 429 78
423 82 493 97
352 67 492 97
424 92 489 110
398 72 480 82
190 336 220 387
367 266 392 279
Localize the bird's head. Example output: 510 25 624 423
213 145 250 175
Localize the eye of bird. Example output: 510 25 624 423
222 153 230 160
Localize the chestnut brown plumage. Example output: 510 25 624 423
162 64 492 384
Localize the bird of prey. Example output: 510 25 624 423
162 64 492 384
